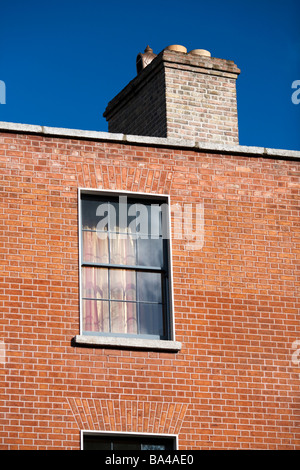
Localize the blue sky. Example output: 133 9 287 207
0 0 299 150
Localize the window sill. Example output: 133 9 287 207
72 335 182 352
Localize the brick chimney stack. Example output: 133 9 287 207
103 45 241 144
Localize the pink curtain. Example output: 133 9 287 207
82 230 109 264
82 231 137 334
110 269 137 334
82 267 109 332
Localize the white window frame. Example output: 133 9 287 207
80 430 178 450
74 188 181 352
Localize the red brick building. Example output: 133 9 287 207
0 45 299 450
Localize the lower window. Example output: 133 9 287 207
83 433 176 450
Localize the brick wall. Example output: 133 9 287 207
0 131 299 449
104 49 240 144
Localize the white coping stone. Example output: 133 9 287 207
0 121 299 160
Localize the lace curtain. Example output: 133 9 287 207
82 230 138 334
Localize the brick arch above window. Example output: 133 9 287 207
67 398 188 436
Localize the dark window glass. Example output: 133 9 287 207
137 271 162 302
137 237 163 267
83 434 175 450
139 303 164 336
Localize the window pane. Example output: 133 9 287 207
82 299 109 333
83 436 111 450
149 203 162 238
139 303 164 337
137 237 163 267
128 202 150 236
110 235 136 265
82 231 109 264
83 434 175 450
141 444 166 450
113 440 140 450
81 198 102 230
82 267 108 299
82 195 118 233
110 269 136 301
137 272 162 302
108 197 133 234
107 200 120 233
110 301 137 334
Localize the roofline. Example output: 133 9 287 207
0 121 299 161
